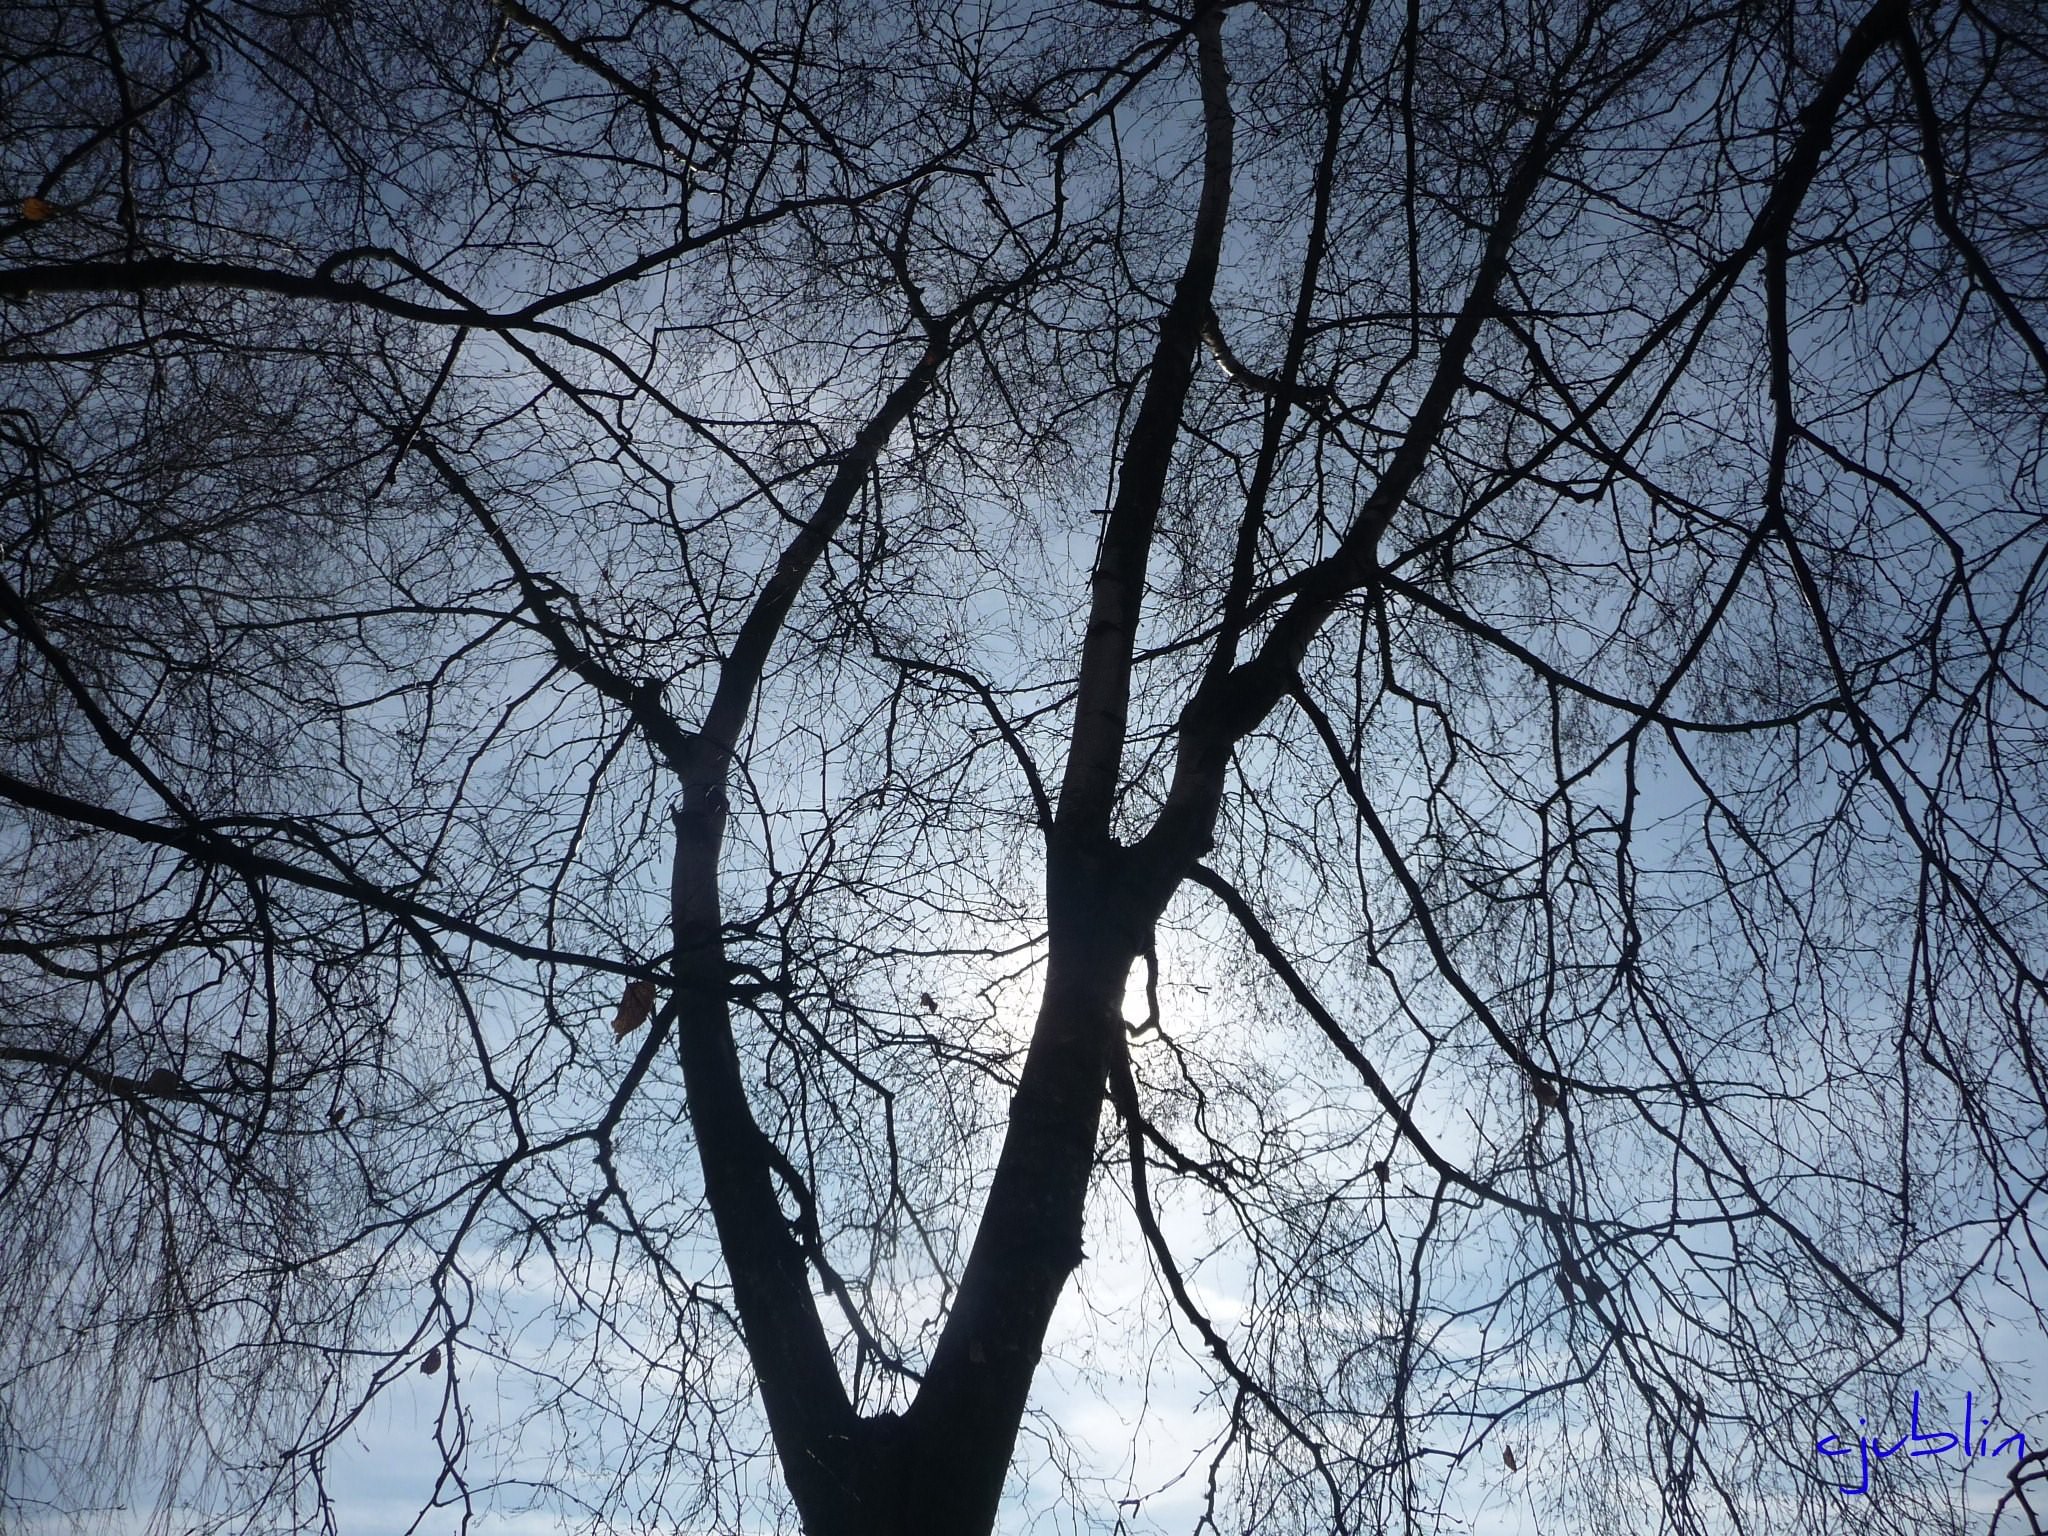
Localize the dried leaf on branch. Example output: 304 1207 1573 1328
611 978 656 1037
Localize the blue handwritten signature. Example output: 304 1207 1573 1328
1818 1391 2028 1496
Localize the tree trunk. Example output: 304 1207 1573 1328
894 876 1138 1533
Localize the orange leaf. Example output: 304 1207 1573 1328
20 197 52 222
611 978 656 1037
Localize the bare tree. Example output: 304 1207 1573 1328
4 0 2047 1533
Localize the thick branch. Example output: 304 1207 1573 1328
898 12 1237 1530
1054 5 1234 841
653 331 962 1522
1133 0 1909 895
0 767 643 980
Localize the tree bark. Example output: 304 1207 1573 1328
892 846 1144 1533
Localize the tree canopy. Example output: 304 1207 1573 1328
4 0 2048 1532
